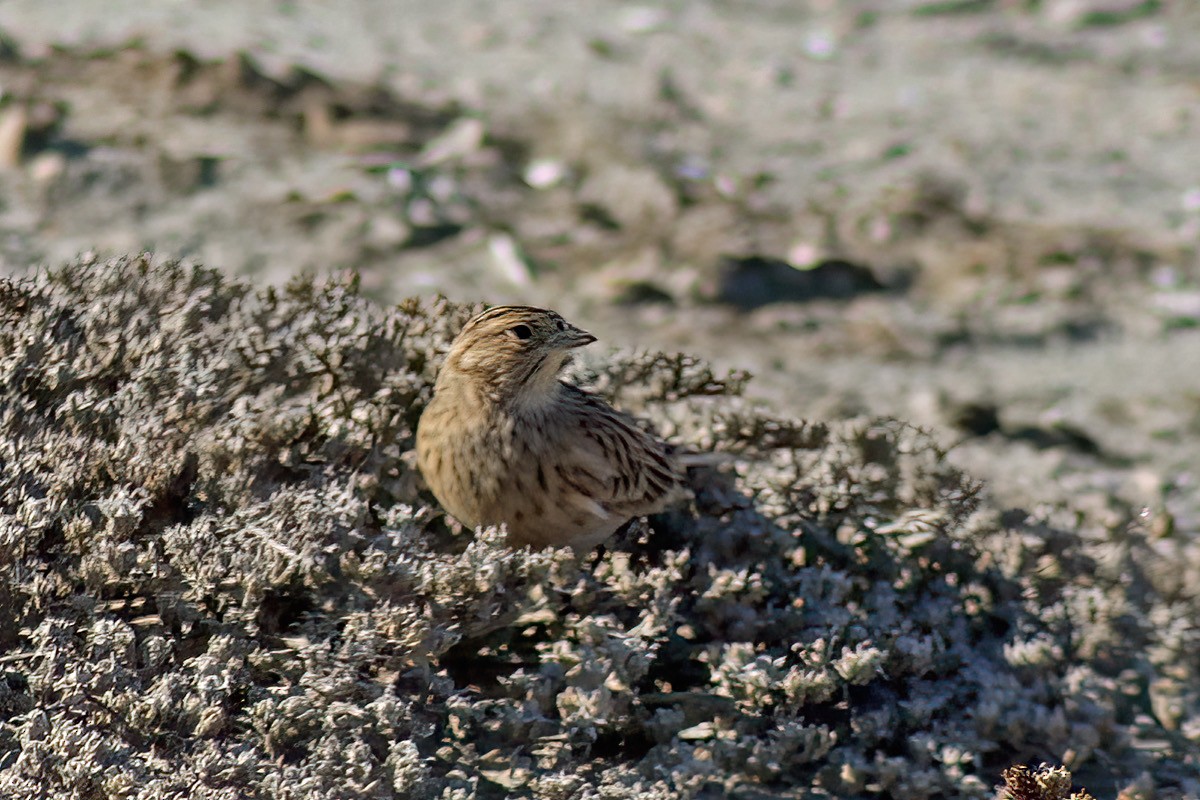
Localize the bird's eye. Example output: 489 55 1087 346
555 319 566 331
510 324 533 340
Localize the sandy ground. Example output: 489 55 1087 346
0 1 1197 539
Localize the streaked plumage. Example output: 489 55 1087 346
416 305 687 550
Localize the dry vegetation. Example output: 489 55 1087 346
0 256 1197 798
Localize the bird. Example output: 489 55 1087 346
415 305 688 551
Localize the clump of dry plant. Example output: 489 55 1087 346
0 254 1197 799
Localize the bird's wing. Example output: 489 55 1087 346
553 385 687 518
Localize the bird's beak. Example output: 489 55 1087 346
558 327 597 349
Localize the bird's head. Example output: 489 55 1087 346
438 305 596 403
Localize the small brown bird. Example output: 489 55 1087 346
416 305 687 551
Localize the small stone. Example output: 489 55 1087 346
364 213 411 250
578 163 677 234
524 158 568 189
670 203 746 265
417 117 485 167
618 6 669 33
28 151 66 185
677 721 715 740
488 232 534 285
0 105 27 169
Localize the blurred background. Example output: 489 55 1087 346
0 0 1196 534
